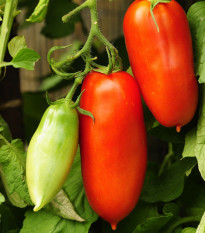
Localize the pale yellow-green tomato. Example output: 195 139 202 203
26 100 79 211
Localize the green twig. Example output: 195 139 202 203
0 0 18 76
49 0 122 79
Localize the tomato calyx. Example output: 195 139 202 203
74 90 95 123
45 91 95 123
91 47 122 75
148 0 171 32
45 91 69 106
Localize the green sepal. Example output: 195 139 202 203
149 0 171 9
148 0 171 32
45 92 66 106
70 89 95 123
70 90 85 109
91 47 122 75
46 91 54 105
77 107 95 124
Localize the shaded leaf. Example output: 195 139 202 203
27 0 50 23
0 137 31 207
0 115 12 142
181 228 196 233
196 212 205 233
8 36 27 58
141 158 196 203
187 2 205 83
49 189 85 222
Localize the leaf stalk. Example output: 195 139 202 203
0 0 18 76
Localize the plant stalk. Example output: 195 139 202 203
0 0 18 76
53 0 122 73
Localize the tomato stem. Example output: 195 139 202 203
0 0 18 76
66 76 83 101
48 0 122 81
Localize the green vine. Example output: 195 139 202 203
48 0 122 101
0 0 18 76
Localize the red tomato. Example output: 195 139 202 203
123 0 198 132
79 71 147 230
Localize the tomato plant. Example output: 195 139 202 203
1 0 205 232
79 71 147 230
123 0 198 132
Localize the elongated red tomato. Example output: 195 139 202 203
79 71 147 230
123 0 198 132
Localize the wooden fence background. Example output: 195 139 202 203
18 0 133 93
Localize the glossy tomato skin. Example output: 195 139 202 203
123 0 198 130
79 71 147 229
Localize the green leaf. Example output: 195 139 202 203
0 204 23 232
48 189 85 222
183 128 197 158
148 125 185 143
194 86 205 180
10 48 41 70
0 115 12 143
181 228 196 233
102 201 173 233
0 193 5 205
196 212 205 233
18 0 39 26
0 137 31 207
8 36 27 58
186 3 205 180
133 213 172 233
20 210 67 233
141 158 196 203
0 0 5 5
163 203 180 217
27 0 49 23
63 149 98 227
180 179 205 218
187 1 205 83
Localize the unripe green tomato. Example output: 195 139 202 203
26 100 79 211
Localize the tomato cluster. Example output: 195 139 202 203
26 0 198 231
